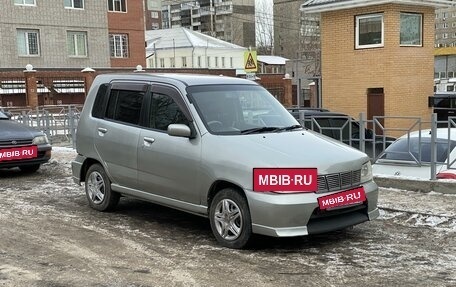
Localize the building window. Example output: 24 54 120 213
207 56 210 67
170 58 175 67
160 58 165 67
443 33 449 39
151 23 159 30
108 0 126 12
14 0 35 5
222 57 225 68
64 0 83 9
215 57 219 67
181 57 187 67
17 29 40 56
109 34 128 58
448 71 454 78
355 13 384 49
148 58 154 68
67 31 87 57
197 56 201 68
151 11 159 18
230 57 233 68
400 13 422 46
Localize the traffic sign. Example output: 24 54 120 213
244 51 257 72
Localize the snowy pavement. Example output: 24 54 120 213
0 148 455 287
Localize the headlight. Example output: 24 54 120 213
32 135 49 145
360 161 372 183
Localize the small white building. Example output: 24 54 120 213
145 27 247 70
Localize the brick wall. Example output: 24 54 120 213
321 4 434 132
0 69 292 108
108 1 146 68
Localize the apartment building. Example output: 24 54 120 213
145 0 163 30
0 0 145 69
161 0 255 47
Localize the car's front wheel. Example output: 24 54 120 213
209 188 252 249
85 164 119 212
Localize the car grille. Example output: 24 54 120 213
0 139 33 147
317 169 361 193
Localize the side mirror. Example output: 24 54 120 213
168 124 192 138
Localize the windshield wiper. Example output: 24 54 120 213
274 125 303 132
240 127 281 134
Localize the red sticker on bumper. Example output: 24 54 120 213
0 146 38 162
318 187 366 210
253 168 318 192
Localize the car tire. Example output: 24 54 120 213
209 188 252 249
85 163 119 212
19 164 40 173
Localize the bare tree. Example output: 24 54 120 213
255 0 274 55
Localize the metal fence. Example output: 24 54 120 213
6 106 456 180
7 105 82 148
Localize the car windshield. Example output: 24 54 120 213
379 137 456 163
0 111 9 120
187 84 299 135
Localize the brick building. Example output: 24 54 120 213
0 0 145 69
301 0 454 131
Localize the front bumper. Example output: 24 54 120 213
245 180 379 237
0 144 52 169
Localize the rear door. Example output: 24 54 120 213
94 81 148 189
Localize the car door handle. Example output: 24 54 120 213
143 137 155 147
97 127 107 136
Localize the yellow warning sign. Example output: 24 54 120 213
244 51 257 72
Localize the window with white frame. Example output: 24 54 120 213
109 34 128 58
17 29 40 56
64 0 84 9
160 58 165 67
443 33 449 39
151 11 159 18
14 0 35 5
355 13 383 49
108 0 126 12
207 56 211 67
197 56 201 68
170 58 175 67
222 57 225 68
443 23 449 28
400 13 422 46
215 57 218 67
181 57 187 67
67 31 87 57
230 57 233 68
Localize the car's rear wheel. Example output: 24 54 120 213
85 164 119 211
19 164 40 173
209 188 252 249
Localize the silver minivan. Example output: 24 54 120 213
72 73 379 248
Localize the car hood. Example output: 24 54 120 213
201 130 370 188
0 119 41 141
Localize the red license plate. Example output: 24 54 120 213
253 168 318 192
318 187 366 210
0 146 38 162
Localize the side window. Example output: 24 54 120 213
92 84 109 119
149 93 189 131
105 89 145 125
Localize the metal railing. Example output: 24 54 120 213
298 111 456 180
6 105 82 148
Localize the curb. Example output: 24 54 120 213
374 176 456 194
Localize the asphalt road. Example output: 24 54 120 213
0 148 455 287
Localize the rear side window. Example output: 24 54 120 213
105 89 145 125
92 84 109 119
